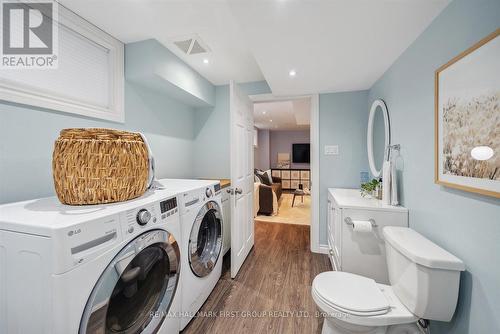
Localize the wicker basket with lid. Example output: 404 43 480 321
52 128 151 205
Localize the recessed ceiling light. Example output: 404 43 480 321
270 119 273 122
203 58 209 64
471 146 494 160
289 69 296 77
262 110 267 115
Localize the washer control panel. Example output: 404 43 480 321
123 196 178 236
136 209 151 225
160 197 177 214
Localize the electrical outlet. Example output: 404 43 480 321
324 145 339 155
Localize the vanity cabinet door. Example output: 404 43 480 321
327 199 341 270
334 208 342 265
327 200 336 270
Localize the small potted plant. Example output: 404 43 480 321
360 178 381 198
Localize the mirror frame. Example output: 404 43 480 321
367 99 390 177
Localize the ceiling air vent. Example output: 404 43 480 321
172 34 210 55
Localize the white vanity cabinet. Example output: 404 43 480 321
327 188 408 284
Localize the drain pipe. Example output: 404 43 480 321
417 319 430 334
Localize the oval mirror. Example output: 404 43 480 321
367 99 390 177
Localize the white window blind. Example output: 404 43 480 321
0 5 124 122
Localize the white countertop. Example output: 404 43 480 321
328 188 408 212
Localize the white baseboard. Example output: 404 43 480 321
312 244 329 254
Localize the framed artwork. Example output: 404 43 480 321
277 153 291 169
435 29 500 198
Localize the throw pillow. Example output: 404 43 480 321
260 171 272 186
264 169 274 184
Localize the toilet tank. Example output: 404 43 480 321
383 227 465 321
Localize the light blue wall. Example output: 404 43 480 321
0 82 196 204
0 36 229 205
126 39 215 107
319 90 369 245
193 85 230 178
192 81 271 178
368 0 500 332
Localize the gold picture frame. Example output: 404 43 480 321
435 29 500 198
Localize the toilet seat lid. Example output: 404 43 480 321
313 272 390 315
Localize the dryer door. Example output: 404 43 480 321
80 230 180 334
189 201 223 277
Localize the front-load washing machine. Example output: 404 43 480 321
158 179 224 330
0 189 182 334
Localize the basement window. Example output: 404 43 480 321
0 4 124 122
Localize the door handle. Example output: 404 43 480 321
234 188 243 195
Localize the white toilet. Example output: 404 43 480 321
312 226 465 334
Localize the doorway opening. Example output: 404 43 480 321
253 97 312 226
248 93 321 253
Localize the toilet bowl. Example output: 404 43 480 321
312 272 419 334
312 227 465 334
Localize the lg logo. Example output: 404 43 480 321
67 228 81 237
1 0 58 68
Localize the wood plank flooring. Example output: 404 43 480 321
182 221 330 334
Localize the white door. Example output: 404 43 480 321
229 80 254 278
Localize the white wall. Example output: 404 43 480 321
254 129 270 170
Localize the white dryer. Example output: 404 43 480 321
0 189 182 334
158 179 224 330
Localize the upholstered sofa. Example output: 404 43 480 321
256 176 282 215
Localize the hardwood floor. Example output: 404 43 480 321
182 221 330 334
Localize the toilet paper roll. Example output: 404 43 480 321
352 220 373 233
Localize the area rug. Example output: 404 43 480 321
255 192 310 225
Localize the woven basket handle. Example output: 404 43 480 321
139 133 155 189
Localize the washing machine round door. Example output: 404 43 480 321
80 229 180 334
189 201 223 277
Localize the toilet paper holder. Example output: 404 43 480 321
344 217 378 228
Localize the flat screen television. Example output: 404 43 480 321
292 143 310 163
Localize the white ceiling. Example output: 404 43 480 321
58 0 264 85
254 98 310 131
60 0 450 94
228 0 450 95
